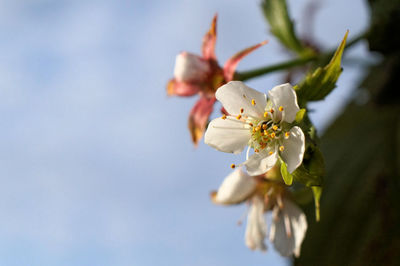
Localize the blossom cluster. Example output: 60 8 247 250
166 12 346 258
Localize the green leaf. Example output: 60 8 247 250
296 31 349 104
280 158 293 185
292 146 324 187
312 186 322 222
295 108 306 123
261 0 312 56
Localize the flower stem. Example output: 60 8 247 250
235 55 317 81
235 31 366 82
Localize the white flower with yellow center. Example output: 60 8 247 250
205 81 305 175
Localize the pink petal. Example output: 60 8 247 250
223 40 268 81
174 52 211 82
167 79 201 97
202 14 217 60
188 96 216 146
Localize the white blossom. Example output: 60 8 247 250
205 81 305 175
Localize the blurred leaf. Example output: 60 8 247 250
295 108 306 123
280 158 294 185
261 0 311 55
296 31 348 105
293 146 324 187
312 186 322 221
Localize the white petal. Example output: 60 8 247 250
214 168 256 204
268 83 300 123
280 126 305 173
245 196 267 251
204 116 251 154
244 149 278 176
216 81 266 117
174 52 210 82
271 198 307 257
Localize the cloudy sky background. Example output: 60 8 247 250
0 0 369 265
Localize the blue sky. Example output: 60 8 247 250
0 0 368 265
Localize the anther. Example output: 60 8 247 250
279 106 284 112
251 99 256 106
269 151 273 155
270 108 274 113
236 114 242 120
263 112 268 118
284 132 290 138
255 149 259 153
270 132 276 138
272 125 278 131
249 123 253 127
221 114 227 120
240 108 244 113
230 164 236 169
262 124 267 130
279 145 285 152
256 126 261 131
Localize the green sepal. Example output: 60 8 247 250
296 31 349 104
295 108 306 123
261 0 313 56
280 158 293 186
292 146 324 187
312 186 322 222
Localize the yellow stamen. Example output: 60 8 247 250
269 151 273 155
270 132 276 138
279 106 284 112
284 132 290 138
272 125 278 131
262 124 267 130
221 114 227 120
256 126 261 131
279 145 285 152
251 99 256 106
263 112 268 118
230 164 236 169
236 114 242 120
240 108 244 113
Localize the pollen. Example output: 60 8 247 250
279 106 284 112
240 108 244 113
230 164 236 169
221 114 227 120
284 132 290 138
279 145 285 152
236 114 242 120
264 112 268 118
269 151 273 155
262 124 267 130
251 99 256 106
270 132 276 138
272 125 278 131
